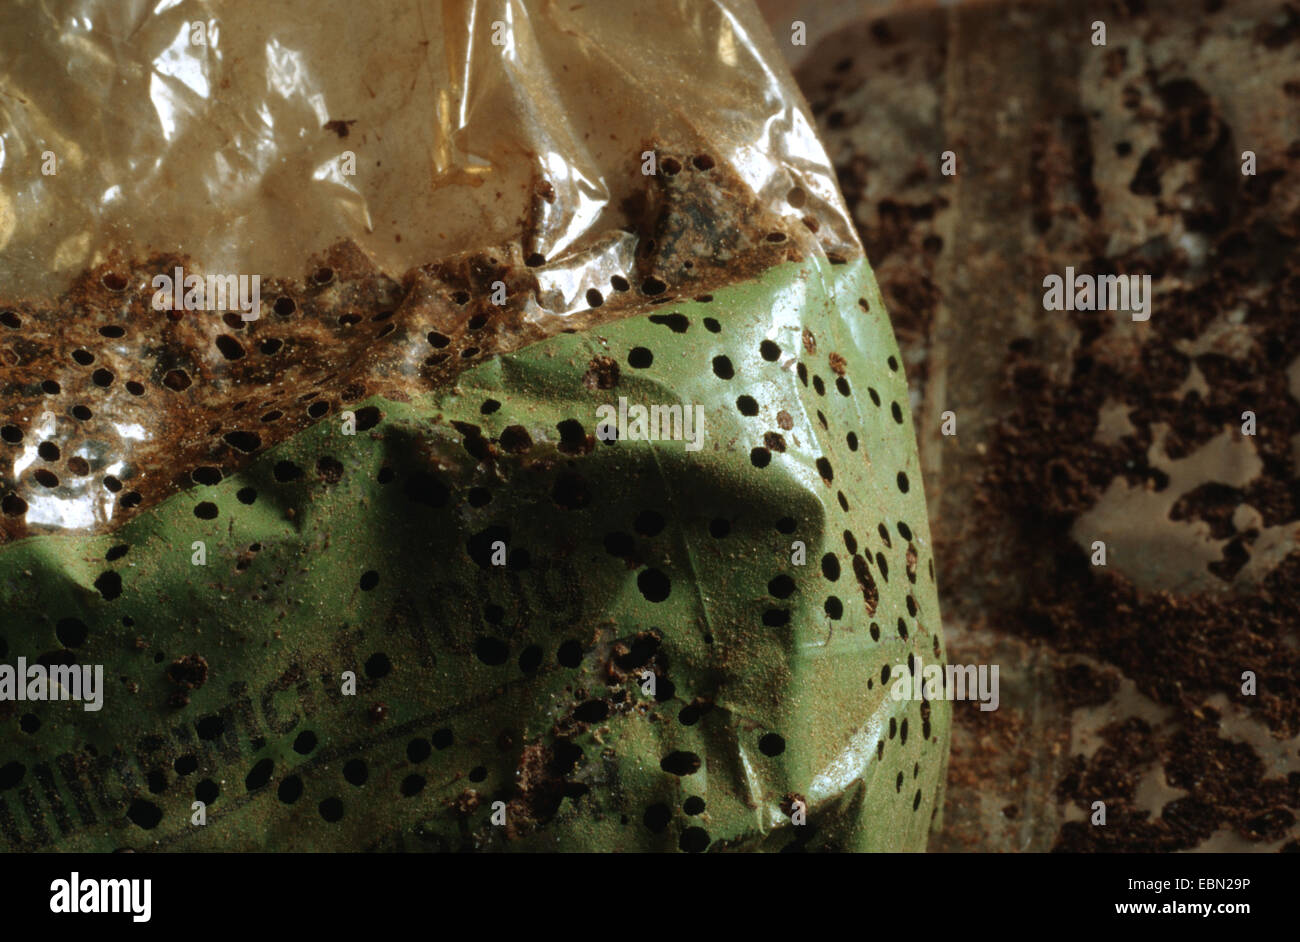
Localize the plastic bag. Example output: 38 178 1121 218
0 0 947 851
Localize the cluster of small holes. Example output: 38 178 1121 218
669 284 934 804
0 249 939 848
0 266 417 532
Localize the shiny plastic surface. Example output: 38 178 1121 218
0 0 858 303
0 0 861 540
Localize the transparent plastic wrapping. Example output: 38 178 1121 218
0 0 857 304
1 0 860 540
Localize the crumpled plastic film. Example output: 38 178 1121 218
0 0 948 852
0 0 857 302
